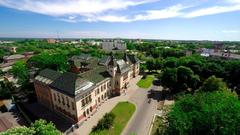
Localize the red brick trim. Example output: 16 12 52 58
78 114 85 122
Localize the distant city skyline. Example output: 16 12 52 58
0 0 240 41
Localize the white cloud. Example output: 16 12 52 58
88 15 131 22
222 30 240 33
0 0 157 16
133 4 187 21
82 4 189 23
184 4 240 18
225 0 240 4
1 0 240 22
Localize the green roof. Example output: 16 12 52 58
38 68 62 81
80 66 111 83
50 72 94 97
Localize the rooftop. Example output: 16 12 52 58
116 59 130 74
3 54 25 60
123 54 140 64
80 66 111 84
50 72 94 97
38 68 62 81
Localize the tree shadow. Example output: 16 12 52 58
9 106 27 126
147 88 173 102
152 79 161 86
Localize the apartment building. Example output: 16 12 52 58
101 39 126 52
34 54 139 122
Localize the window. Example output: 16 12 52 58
53 93 56 101
57 94 60 103
97 88 100 94
62 96 65 105
104 84 106 90
66 98 70 108
82 100 85 107
72 102 75 110
123 73 128 80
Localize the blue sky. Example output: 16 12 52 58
0 0 240 41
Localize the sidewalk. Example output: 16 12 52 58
69 76 142 135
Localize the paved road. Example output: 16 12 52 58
122 82 162 135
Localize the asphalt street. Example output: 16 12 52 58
122 84 161 135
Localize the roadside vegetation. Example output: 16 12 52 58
90 102 135 135
151 76 240 135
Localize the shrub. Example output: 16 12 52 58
92 112 115 131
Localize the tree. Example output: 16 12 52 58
202 62 225 78
31 119 61 135
1 127 35 135
165 91 240 135
163 57 178 68
28 53 69 72
127 42 136 50
140 63 147 73
0 81 12 99
11 61 29 86
176 66 195 91
160 66 200 93
92 112 115 131
160 68 177 90
178 55 204 75
200 75 227 92
1 119 60 135
146 58 155 72
154 59 162 72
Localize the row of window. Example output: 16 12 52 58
81 95 92 107
53 93 75 110
55 106 76 121
95 81 110 96
96 92 108 104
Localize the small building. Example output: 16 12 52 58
1 53 34 72
3 54 25 63
9 47 17 53
68 54 98 74
46 39 56 44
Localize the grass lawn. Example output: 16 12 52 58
90 101 136 135
137 75 155 89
